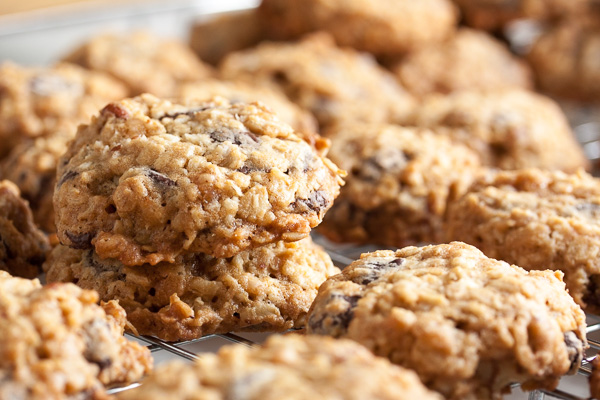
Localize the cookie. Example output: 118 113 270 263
44 237 340 341
0 271 152 400
258 0 457 57
317 123 482 247
62 31 213 97
189 9 265 65
393 28 533 98
177 79 318 136
307 242 587 400
116 334 442 400
444 168 600 314
452 0 588 31
528 18 600 101
0 132 71 232
590 355 600 399
412 89 588 172
219 33 415 129
54 94 344 265
0 180 50 279
0 61 127 160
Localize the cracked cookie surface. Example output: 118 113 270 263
44 237 340 341
445 168 600 314
116 334 442 400
318 123 482 247
0 181 50 278
307 242 587 400
220 33 415 130
54 94 344 264
0 271 152 400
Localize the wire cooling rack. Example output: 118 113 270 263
102 237 600 400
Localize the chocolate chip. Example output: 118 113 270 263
101 103 129 119
353 258 405 285
57 170 79 188
291 190 329 214
209 129 259 146
308 294 361 333
65 231 94 249
146 169 176 187
390 258 404 266
563 331 584 373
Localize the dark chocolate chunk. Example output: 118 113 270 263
57 170 79 188
146 169 176 187
65 231 94 249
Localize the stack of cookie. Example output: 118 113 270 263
45 94 344 341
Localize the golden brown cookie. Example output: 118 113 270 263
0 271 152 400
307 242 587 400
318 123 482 247
116 334 442 400
44 237 339 341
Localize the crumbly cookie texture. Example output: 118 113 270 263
219 33 415 130
44 237 340 341
258 0 457 56
0 271 152 400
394 28 532 98
54 94 344 264
445 168 600 314
452 0 588 31
62 31 213 97
528 18 600 101
307 242 587 400
116 334 442 400
318 124 482 247
0 181 50 279
189 9 265 65
412 89 588 172
177 79 318 137
0 61 127 160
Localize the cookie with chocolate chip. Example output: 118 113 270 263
445 168 600 314
0 180 50 278
318 123 481 247
0 271 152 400
307 242 587 400
45 237 339 341
54 94 344 264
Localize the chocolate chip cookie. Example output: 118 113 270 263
0 271 152 400
219 33 415 129
412 89 588 172
62 31 213 97
259 0 457 56
0 62 127 160
393 28 533 98
317 123 482 247
54 94 344 265
307 242 587 400
116 334 442 400
445 168 600 314
44 237 339 341
0 180 50 279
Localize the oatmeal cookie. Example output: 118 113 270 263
0 62 127 159
318 124 482 247
0 180 50 279
62 31 213 97
0 271 152 400
178 79 318 136
452 0 588 31
394 28 532 98
412 89 588 172
219 33 415 129
307 242 587 400
189 9 265 65
258 0 457 57
445 168 600 314
116 334 442 400
528 18 600 101
44 237 339 341
54 94 344 264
